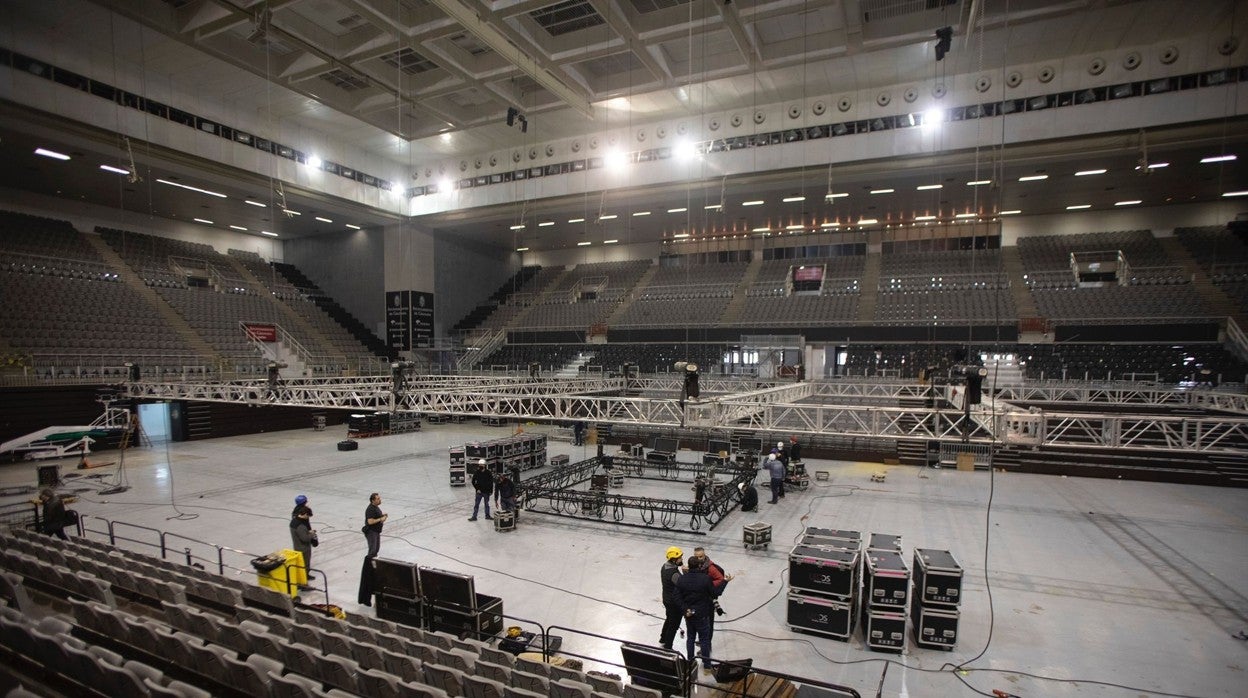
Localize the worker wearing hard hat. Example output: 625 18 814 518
659 546 685 650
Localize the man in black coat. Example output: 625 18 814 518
676 556 727 671
658 547 684 650
36 488 69 540
737 482 759 512
469 460 494 521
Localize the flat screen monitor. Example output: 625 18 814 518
707 439 731 455
371 558 419 599
738 436 764 452
419 566 475 608
653 436 679 453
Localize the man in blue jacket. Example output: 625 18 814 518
676 555 728 672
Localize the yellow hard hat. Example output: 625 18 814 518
666 546 683 560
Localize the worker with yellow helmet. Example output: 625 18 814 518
659 546 684 650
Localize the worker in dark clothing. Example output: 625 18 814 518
469 460 494 521
676 555 726 672
658 546 684 650
36 489 70 540
788 436 803 465
573 421 586 446
497 472 517 512
737 481 759 512
765 453 785 503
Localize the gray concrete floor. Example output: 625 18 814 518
4 421 1245 697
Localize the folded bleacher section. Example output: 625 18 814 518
522 261 651 330
0 526 660 698
737 257 864 326
876 250 1014 324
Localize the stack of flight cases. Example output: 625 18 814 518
860 533 909 652
389 411 421 434
646 436 678 463
786 528 861 641
448 446 467 486
373 561 504 642
911 549 962 650
457 434 549 479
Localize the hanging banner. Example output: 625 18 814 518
410 291 435 348
386 291 411 351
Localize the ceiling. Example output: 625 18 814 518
1 0 1246 249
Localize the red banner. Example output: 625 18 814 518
243 323 277 342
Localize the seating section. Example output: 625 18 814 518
614 296 732 328
0 210 111 278
474 267 568 332
0 526 645 698
1030 284 1210 322
1176 226 1248 314
1017 229 1168 271
738 293 860 326
481 343 725 374
154 286 291 361
100 226 247 289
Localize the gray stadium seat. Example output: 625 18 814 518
422 663 466 697
462 675 507 698
550 679 594 698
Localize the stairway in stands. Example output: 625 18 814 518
507 266 574 329
555 351 596 378
719 257 765 324
271 263 393 360
81 232 220 361
855 252 882 321
1157 237 1242 325
453 265 542 332
1001 246 1039 317
603 263 658 326
226 256 346 366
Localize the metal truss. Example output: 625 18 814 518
123 376 1248 454
518 456 756 534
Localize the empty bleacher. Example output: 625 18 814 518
875 250 1014 324
1017 229 1170 271
1030 284 1210 323
1176 225 1248 314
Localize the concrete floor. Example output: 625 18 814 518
3 421 1245 698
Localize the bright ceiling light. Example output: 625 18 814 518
603 239 618 244
1221 190 1248 197
539 221 555 226
820 222 840 227
1075 169 1107 176
782 196 806 203
315 216 333 223
345 224 361 230
742 200 764 206
999 210 1022 215
306 155 322 169
1201 154 1237 163
34 148 70 161
1019 175 1048 182
704 204 722 210
1066 204 1091 210
438 177 454 192
599 214 618 220
157 178 227 198
261 231 278 237
568 218 585 223
915 215 937 221
99 165 129 175
229 225 248 231
966 180 991 186
577 241 592 246
916 184 943 191
786 225 805 230
673 139 698 161
509 224 526 230
858 218 879 225
752 227 770 233
516 247 530 252
604 148 628 170
193 218 214 225
825 192 849 199
244 199 266 207
673 233 690 239
282 209 301 215
632 211 651 217
955 213 977 218
1114 200 1142 206
667 207 687 213
922 108 944 127
1147 162 1168 169
870 189 894 194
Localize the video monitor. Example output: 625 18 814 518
653 436 679 453
371 558 419 599
738 436 764 452
418 566 475 608
707 439 731 455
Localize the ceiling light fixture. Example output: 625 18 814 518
1114 200 1142 206
282 209 301 216
158 178 227 198
820 222 840 227
858 218 879 225
193 218 214 225
244 199 267 207
604 239 618 244
99 165 129 175
752 227 770 233
1201 154 1237 163
631 211 650 217
34 148 71 161
782 196 806 203
704 204 722 210
916 184 942 191
954 213 976 218
966 180 991 186
539 221 555 226
786 225 805 230
673 233 690 239
577 241 592 246
315 216 333 223
306 155 322 169
1221 190 1248 197
742 200 764 206
915 215 937 221
604 149 628 170
510 224 526 230
345 224 361 230
667 207 687 213
1075 169 1107 176
870 189 894 194
1018 175 1048 182
999 210 1022 215
568 218 585 223
825 192 849 199
516 247 530 252
1066 204 1091 210
229 225 248 231
260 231 278 237
599 214 618 220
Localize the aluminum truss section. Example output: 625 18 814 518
1015 411 1248 452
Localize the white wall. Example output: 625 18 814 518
283 228 386 334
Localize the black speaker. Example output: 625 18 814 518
966 374 983 405
37 465 60 487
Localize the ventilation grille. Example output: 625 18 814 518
379 47 438 75
319 68 370 91
530 0 606 37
